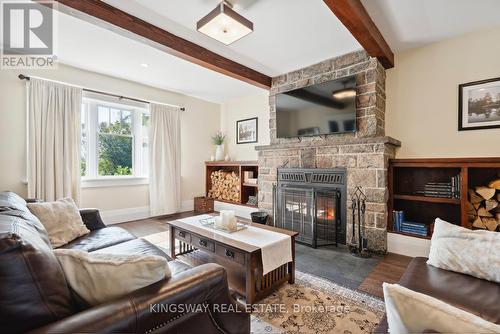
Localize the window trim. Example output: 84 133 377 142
81 176 149 188
81 97 150 186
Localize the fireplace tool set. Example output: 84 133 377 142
349 186 371 258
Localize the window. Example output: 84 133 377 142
81 95 149 186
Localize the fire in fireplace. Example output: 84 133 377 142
273 168 347 247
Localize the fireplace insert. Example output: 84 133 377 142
273 168 347 247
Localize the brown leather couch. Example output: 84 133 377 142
0 192 250 334
374 257 500 333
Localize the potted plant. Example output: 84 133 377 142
211 131 226 161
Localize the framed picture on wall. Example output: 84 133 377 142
236 117 258 144
459 77 500 131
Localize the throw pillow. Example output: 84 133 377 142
383 283 500 333
54 249 171 305
27 198 90 248
427 218 500 283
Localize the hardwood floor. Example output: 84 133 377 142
118 212 412 299
358 253 412 298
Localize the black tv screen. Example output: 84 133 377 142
276 75 356 138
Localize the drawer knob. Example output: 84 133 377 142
199 240 207 247
225 249 234 258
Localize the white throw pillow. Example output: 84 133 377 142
54 249 171 305
383 283 500 334
427 218 500 283
27 198 90 248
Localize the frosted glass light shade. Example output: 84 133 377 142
197 3 253 45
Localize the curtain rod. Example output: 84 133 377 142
18 74 185 111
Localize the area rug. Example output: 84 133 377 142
142 232 385 333
250 271 385 334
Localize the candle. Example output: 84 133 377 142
220 210 236 231
214 216 224 229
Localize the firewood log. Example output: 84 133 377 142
468 189 483 204
475 186 496 200
472 217 486 229
488 178 500 190
477 207 494 217
485 199 498 212
466 201 476 213
482 217 499 231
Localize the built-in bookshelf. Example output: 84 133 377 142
205 161 259 208
388 158 500 239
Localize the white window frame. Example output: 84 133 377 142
81 96 150 188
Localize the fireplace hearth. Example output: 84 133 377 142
273 168 347 247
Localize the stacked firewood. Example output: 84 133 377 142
467 178 500 231
208 170 240 202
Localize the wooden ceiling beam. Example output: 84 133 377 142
38 0 272 89
323 0 394 69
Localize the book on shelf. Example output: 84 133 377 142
392 210 405 232
392 211 428 236
414 174 461 199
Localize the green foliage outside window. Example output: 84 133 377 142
98 120 133 176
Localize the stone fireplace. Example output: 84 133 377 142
256 50 400 252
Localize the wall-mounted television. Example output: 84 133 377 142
276 75 357 138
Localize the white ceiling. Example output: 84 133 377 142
361 0 500 52
49 0 500 103
51 0 362 103
55 11 264 103
101 0 362 76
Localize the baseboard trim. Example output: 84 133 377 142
101 200 195 225
387 232 431 257
101 206 151 225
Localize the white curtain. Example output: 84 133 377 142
149 103 181 216
27 78 82 204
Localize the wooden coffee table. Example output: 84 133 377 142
169 216 298 304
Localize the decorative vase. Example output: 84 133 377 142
215 145 224 161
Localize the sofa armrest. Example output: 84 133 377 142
79 208 106 230
30 263 250 334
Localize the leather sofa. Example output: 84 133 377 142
0 192 250 334
374 257 500 333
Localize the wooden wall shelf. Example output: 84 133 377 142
389 157 500 239
393 194 461 205
205 161 259 208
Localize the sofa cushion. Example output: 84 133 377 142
0 213 76 333
59 226 136 252
383 283 500 333
28 198 90 248
92 238 192 276
0 191 29 213
399 257 500 325
54 249 170 305
428 218 500 283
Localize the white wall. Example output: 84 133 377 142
386 25 500 158
0 64 220 218
220 92 270 161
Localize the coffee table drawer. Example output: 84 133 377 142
192 235 215 252
174 229 191 243
216 244 245 265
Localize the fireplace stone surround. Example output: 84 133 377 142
256 50 401 253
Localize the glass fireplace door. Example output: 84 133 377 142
315 190 340 247
276 186 315 245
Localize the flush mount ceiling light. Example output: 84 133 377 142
197 1 253 45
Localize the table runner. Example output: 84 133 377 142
177 215 292 275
